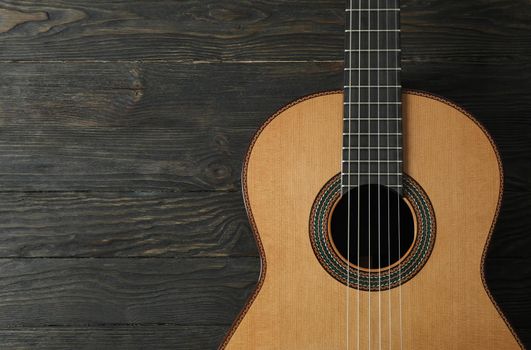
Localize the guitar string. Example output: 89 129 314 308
346 0 353 349
377 0 383 348
367 1 372 348
386 1 393 348
356 0 362 349
395 1 404 348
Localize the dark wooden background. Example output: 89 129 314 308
0 0 530 349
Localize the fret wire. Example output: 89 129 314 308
342 184 403 187
343 173 402 175
346 29 400 32
343 146 402 149
345 9 400 11
344 133 402 135
345 49 400 52
344 102 401 105
344 68 401 70
343 160 403 162
345 85 401 88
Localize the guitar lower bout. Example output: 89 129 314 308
220 91 523 350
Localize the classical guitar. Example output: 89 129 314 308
221 0 522 349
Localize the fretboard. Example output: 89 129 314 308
342 0 403 194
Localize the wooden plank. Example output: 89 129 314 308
517 329 531 349
486 258 531 338
0 61 530 192
0 62 343 130
0 0 343 62
0 191 256 258
401 0 531 64
0 62 342 191
0 258 258 326
0 325 227 350
488 191 531 259
0 0 530 62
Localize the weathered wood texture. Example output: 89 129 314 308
0 191 256 257
0 258 258 326
0 326 228 350
0 0 529 62
0 0 529 348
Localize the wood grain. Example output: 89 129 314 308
0 258 258 326
488 192 531 258
0 191 256 258
0 62 341 191
0 325 227 350
0 0 530 62
486 258 531 326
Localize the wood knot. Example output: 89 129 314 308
132 89 143 102
204 161 232 184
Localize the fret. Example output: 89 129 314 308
342 167 402 174
344 104 401 116
343 136 402 148
343 146 402 149
344 119 401 121
343 71 400 86
346 12 400 31
343 160 403 163
344 102 401 105
344 133 401 136
346 29 400 32
344 68 401 71
345 9 400 12
344 121 402 134
345 85 400 88
344 173 401 176
345 49 400 52
346 33 400 50
345 53 400 70
342 148 401 156
346 0 400 7
342 149 402 160
342 184 403 188
344 157 401 164
342 174 402 179
345 49 402 52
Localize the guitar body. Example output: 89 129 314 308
221 91 522 349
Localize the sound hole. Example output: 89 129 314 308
329 184 415 270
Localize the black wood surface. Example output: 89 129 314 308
0 0 529 349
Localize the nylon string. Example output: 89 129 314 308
346 2 402 349
377 0 383 348
396 2 403 347
346 0 353 349
367 1 372 348
386 1 393 348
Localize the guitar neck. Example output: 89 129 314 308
342 0 403 194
